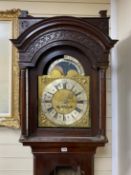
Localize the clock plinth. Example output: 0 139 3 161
11 11 117 175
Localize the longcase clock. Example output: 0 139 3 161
11 11 117 175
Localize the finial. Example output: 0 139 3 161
99 10 107 17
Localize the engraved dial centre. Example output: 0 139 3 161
52 89 77 114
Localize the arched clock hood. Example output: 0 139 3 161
12 16 117 69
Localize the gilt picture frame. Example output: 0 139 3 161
0 9 21 128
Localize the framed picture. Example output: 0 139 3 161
0 9 21 128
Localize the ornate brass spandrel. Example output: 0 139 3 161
38 73 90 128
0 9 21 128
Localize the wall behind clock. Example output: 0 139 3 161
0 1 112 175
111 0 131 175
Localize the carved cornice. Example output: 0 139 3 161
18 30 104 69
11 15 117 69
28 30 102 58
12 16 117 50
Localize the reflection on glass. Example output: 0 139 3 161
0 21 12 116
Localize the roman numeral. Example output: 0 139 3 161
47 107 53 112
55 84 62 90
47 92 53 96
77 100 85 104
75 107 82 113
69 85 73 90
42 99 51 103
63 115 66 121
71 114 76 119
53 112 58 119
63 82 67 89
55 85 59 90
75 91 82 96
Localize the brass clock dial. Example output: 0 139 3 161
38 73 90 128
41 79 87 125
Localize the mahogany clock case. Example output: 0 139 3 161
11 11 117 175
11 11 117 146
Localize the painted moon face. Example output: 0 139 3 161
47 56 85 76
41 78 87 126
